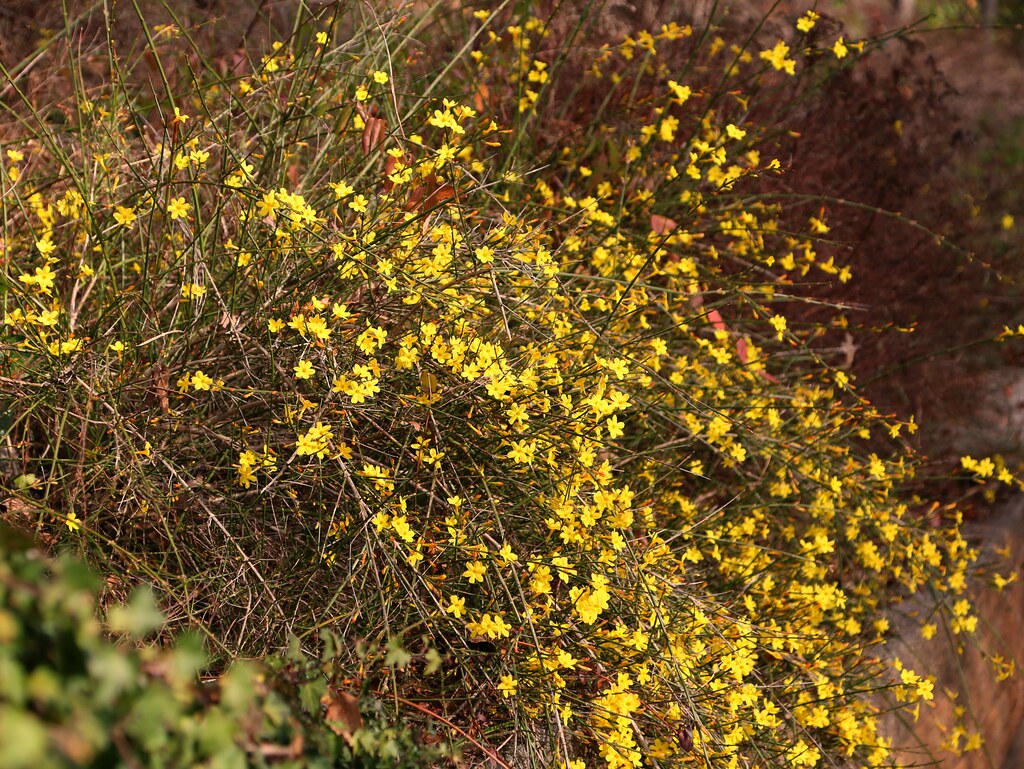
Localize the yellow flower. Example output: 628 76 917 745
64 511 81 532
497 675 517 697
463 561 487 584
167 196 191 220
390 515 415 542
60 338 83 356
769 314 787 340
497 543 518 565
356 325 387 354
257 191 279 217
35 238 57 256
436 144 457 164
488 614 512 638
294 360 315 380
406 546 424 568
796 10 819 32
786 739 821 767
36 310 59 327
833 37 848 59
191 370 214 390
295 422 334 458
725 123 746 140
506 439 536 465
20 263 57 295
759 40 796 75
305 315 331 341
331 181 354 199
667 80 691 104
994 572 1018 590
113 205 137 228
446 595 467 618
236 463 257 488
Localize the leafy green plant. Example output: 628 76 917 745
0 524 450 769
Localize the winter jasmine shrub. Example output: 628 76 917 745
0 2 1008 768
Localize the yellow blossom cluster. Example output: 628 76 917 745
0 9 999 769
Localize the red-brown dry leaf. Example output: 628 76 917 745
705 308 727 333
405 176 455 213
152 363 171 415
473 83 490 114
650 214 678 234
321 688 362 746
735 336 749 365
421 182 455 210
361 117 386 156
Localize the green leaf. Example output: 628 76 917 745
299 679 326 715
384 636 412 669
87 646 138 703
424 647 442 676
107 586 164 637
208 746 248 769
12 474 38 491
0 656 27 705
170 631 208 685
318 629 338 663
57 557 101 594
0 708 49 769
196 710 240 754
220 662 258 714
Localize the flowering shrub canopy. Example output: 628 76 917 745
0 5 1003 769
